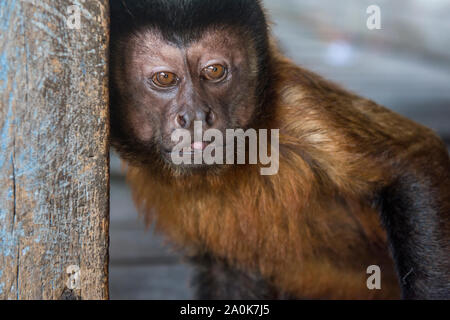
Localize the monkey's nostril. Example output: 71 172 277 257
176 110 214 128
176 113 189 129
206 109 216 127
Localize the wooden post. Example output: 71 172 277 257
0 0 109 299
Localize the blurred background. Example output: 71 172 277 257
110 0 450 299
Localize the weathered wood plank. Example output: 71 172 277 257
0 0 109 299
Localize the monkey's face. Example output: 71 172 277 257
111 27 261 168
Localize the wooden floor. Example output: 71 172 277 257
110 176 194 300
109 0 450 299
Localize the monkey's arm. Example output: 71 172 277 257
276 59 450 299
378 148 450 299
350 97 450 299
338 101 450 299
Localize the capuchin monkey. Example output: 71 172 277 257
109 0 450 299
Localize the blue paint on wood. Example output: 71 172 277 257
0 0 17 33
0 218 23 258
21 247 30 256
0 52 9 90
34 234 41 244
0 92 13 169
0 270 4 294
0 88 19 262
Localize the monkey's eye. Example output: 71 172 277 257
202 64 227 82
152 72 178 88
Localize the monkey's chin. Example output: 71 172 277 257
160 150 228 175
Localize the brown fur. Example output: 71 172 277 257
121 39 449 299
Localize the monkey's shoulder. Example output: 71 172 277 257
275 64 446 160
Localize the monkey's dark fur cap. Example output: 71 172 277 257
110 0 268 45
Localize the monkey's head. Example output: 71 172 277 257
110 0 271 172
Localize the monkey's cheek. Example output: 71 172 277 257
130 121 154 142
231 103 257 127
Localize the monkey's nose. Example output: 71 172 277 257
175 109 215 129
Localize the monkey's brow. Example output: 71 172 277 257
130 34 165 53
134 42 154 52
132 35 181 54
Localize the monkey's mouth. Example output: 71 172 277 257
162 141 227 167
164 142 211 155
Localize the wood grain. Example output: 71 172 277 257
0 0 109 299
